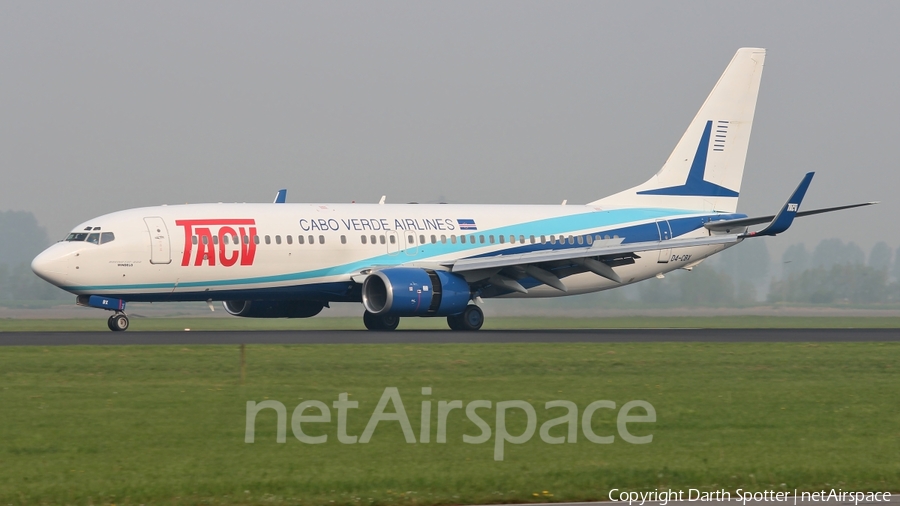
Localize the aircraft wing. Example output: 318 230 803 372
441 233 741 287
702 172 877 234
703 202 878 232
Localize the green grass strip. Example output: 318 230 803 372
1 342 898 505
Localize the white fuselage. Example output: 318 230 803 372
31 202 741 304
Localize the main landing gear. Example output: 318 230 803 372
363 311 400 331
107 312 129 332
446 305 484 331
362 305 484 332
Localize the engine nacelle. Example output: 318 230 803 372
222 300 324 318
362 267 471 317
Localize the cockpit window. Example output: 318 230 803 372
65 231 115 244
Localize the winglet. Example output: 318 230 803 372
273 189 287 204
745 172 814 237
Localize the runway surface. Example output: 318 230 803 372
0 328 897 346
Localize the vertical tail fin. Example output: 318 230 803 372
591 48 766 213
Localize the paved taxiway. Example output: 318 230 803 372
0 328 897 346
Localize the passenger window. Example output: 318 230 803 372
298 235 305 244
213 235 218 245
450 235 457 244
319 235 325 244
540 235 546 244
265 235 271 245
604 235 610 240
379 235 385 245
419 235 426 244
459 235 466 244
549 235 556 244
371 235 377 245
361 235 367 244
408 235 414 244
243 235 249 244
440 235 446 244
568 236 574 245
223 235 230 245
201 235 209 245
430 235 437 244
389 235 396 244
529 235 535 244
577 236 584 245
287 235 293 245
192 236 199 245
308 235 314 244
275 235 282 245
498 235 504 244
86 233 100 245
586 235 593 245
100 232 115 244
479 235 485 244
489 235 495 244
254 236 260 244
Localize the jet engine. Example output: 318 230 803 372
362 267 471 317
222 300 324 318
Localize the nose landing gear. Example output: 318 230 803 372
76 295 130 332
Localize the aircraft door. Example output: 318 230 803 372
655 220 672 263
386 231 401 256
144 217 172 264
403 232 418 256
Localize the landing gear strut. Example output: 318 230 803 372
107 312 129 332
447 305 483 331
363 311 400 331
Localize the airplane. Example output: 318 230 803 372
31 48 876 332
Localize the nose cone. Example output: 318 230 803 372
31 246 68 286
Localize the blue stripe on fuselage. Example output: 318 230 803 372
62 208 746 294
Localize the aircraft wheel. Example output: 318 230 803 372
363 311 399 331
447 314 463 330
109 313 129 332
380 314 400 331
458 305 484 331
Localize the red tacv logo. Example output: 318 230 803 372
176 219 257 267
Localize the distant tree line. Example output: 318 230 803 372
631 237 900 307
768 240 900 305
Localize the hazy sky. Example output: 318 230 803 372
2 1 898 262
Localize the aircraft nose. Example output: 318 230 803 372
31 247 68 285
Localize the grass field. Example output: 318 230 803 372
1 341 898 505
2 315 900 332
